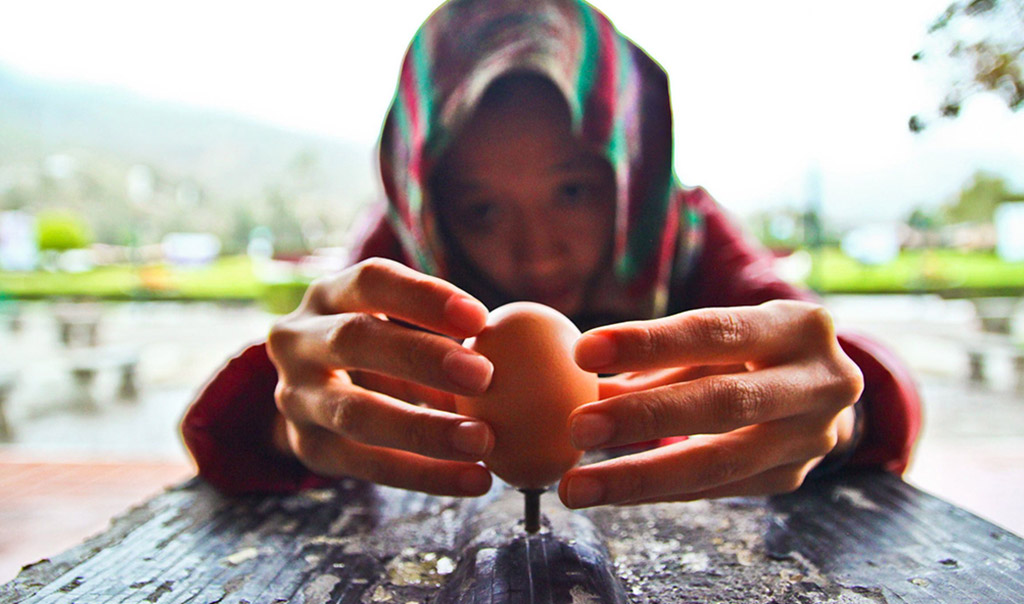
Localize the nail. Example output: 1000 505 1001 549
565 475 605 508
571 413 615 449
451 420 492 457
443 350 493 393
459 465 492 495
444 295 488 335
575 334 616 370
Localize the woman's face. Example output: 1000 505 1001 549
431 76 616 317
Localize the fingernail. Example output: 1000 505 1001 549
445 296 488 335
443 350 493 392
451 420 492 457
575 334 616 370
459 465 492 495
571 413 615 449
565 475 604 508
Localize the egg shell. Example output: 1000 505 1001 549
455 301 598 489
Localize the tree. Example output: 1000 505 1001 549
906 206 942 230
910 0 1024 132
36 209 92 251
265 188 309 256
943 171 1024 223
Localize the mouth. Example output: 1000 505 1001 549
523 282 579 309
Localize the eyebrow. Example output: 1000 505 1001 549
550 153 605 172
435 151 606 193
438 178 483 195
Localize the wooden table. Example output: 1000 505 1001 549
2 469 1022 603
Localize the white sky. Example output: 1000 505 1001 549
2 0 1023 224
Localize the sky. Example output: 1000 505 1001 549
1 0 1023 225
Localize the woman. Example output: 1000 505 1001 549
182 0 920 508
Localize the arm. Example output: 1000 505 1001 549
181 210 494 496
179 208 398 495
556 189 922 509
680 186 921 474
180 342 334 495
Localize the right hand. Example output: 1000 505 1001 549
267 258 496 497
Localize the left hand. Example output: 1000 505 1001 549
558 300 863 508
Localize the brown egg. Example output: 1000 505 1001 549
455 301 599 489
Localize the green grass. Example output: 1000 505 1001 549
0 255 316 314
0 256 265 300
809 248 1024 295
2 250 1022 308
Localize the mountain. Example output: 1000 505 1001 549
0 64 380 246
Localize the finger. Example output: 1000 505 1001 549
352 371 458 412
288 425 493 497
279 312 493 395
622 460 819 503
574 300 835 373
307 258 488 338
558 419 835 508
597 364 748 399
571 365 847 450
277 379 494 461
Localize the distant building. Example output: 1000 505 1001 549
995 203 1024 261
0 211 38 271
161 233 221 266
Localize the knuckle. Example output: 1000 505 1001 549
617 463 649 502
399 414 434 454
330 394 368 438
299 276 329 310
403 334 437 377
697 311 747 348
274 382 301 415
351 455 389 484
628 323 663 362
780 300 833 341
820 357 864 408
717 377 766 427
799 302 833 330
327 313 374 353
819 429 839 456
838 360 865 402
635 394 670 440
290 432 326 466
266 320 299 358
775 470 805 494
699 448 744 488
350 258 393 295
806 428 838 459
305 274 331 299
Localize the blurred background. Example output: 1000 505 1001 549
1 0 1023 582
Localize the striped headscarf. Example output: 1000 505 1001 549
379 0 703 316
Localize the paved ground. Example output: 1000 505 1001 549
826 295 1024 540
0 296 1021 583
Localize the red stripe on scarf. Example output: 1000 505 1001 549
582 14 617 145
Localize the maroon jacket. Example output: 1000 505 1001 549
181 188 921 495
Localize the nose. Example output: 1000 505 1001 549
513 208 565 277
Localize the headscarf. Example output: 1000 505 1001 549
378 0 703 317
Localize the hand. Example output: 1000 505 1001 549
267 258 497 497
558 300 863 508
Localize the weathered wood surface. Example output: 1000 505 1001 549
2 470 1022 603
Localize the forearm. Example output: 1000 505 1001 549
180 342 333 495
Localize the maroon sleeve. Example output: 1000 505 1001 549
180 210 411 495
681 187 817 308
180 343 334 495
838 332 922 474
347 203 412 265
677 187 922 474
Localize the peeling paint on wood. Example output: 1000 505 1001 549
1 471 1022 603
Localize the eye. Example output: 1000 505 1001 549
558 182 592 206
461 201 503 230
